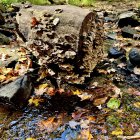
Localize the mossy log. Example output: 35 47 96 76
16 4 104 84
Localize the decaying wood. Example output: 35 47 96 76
16 4 104 84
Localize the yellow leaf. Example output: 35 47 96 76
78 129 93 140
133 102 140 108
37 69 48 81
72 90 81 95
78 92 92 101
28 97 44 107
39 83 48 89
0 68 13 75
18 57 27 62
111 128 123 136
26 138 36 140
0 75 6 82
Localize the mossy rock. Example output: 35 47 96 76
0 33 10 45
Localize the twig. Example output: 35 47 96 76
117 135 140 139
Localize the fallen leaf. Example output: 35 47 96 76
26 138 36 140
78 129 93 140
72 107 89 120
107 68 116 74
107 98 121 110
38 114 63 133
88 116 96 122
15 64 28 75
72 90 81 95
37 68 48 81
97 69 107 74
93 97 108 106
78 92 92 101
1 53 10 61
0 68 13 75
117 63 126 68
0 75 6 82
35 83 48 95
69 120 80 129
80 119 90 129
28 97 44 107
111 128 123 136
31 17 39 27
113 86 122 97
18 57 27 62
127 88 140 96
133 102 140 108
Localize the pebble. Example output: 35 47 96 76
108 47 125 58
129 48 140 66
53 18 60 26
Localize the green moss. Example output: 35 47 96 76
107 115 120 126
68 0 96 6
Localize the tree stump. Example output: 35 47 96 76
16 4 104 84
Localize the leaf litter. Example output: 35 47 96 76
0 1 140 140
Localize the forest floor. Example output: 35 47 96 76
0 1 140 140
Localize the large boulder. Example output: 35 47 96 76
0 75 33 108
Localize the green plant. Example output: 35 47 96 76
68 0 95 6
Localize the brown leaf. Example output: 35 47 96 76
93 97 108 106
127 88 140 96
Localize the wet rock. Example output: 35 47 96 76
0 33 10 45
118 11 140 28
121 26 139 39
0 75 33 108
127 61 135 72
129 48 140 66
0 47 20 67
104 16 115 22
0 12 5 25
106 32 117 40
108 47 125 58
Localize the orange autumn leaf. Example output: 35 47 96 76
31 17 39 27
38 115 63 133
